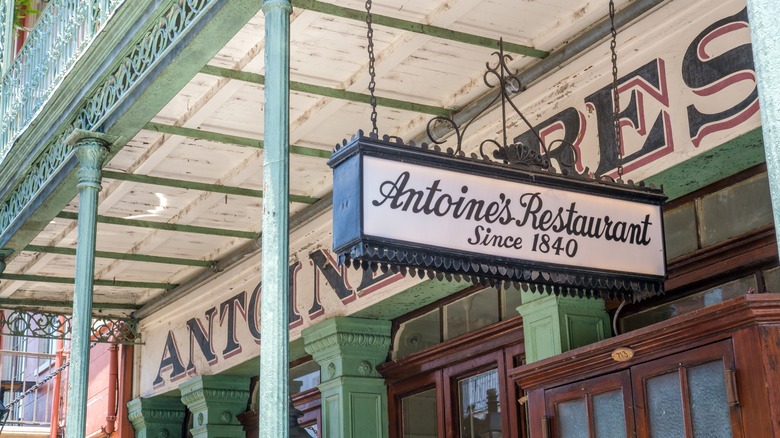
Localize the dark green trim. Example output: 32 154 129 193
293 0 548 59
24 244 214 268
0 273 174 289
56 211 259 240
200 65 452 117
143 122 331 158
645 128 765 201
103 170 319 204
0 298 141 311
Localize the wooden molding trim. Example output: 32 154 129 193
665 226 777 293
379 316 523 384
509 294 780 389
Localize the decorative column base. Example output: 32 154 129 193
127 396 186 438
517 292 611 363
179 375 250 438
303 317 391 438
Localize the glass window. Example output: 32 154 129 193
458 369 503 437
621 275 757 332
764 266 780 293
393 309 440 359
698 173 773 247
290 361 320 394
401 388 438 438
664 202 698 260
501 284 523 320
444 288 499 341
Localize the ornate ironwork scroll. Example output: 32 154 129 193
0 309 140 344
424 40 581 176
0 0 217 238
0 0 124 161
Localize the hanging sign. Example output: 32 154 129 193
329 133 666 301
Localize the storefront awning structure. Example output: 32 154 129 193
1 0 774 435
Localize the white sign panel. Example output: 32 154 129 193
363 156 665 277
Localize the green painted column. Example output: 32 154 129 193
127 396 186 438
517 292 610 363
302 317 392 438
64 131 111 438
259 0 292 437
180 375 250 437
747 0 780 253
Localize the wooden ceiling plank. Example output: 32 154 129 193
0 298 140 311
0 273 175 290
293 0 548 58
102 170 319 205
143 121 331 158
24 245 214 268
55 211 258 240
199 64 452 116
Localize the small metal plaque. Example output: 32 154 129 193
611 347 635 362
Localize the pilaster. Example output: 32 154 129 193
179 375 250 438
517 292 610 363
303 317 391 438
127 396 186 438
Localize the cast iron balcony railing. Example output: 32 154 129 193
0 0 124 165
0 348 57 428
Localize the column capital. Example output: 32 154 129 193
179 375 250 438
127 396 185 438
303 317 391 381
262 0 292 14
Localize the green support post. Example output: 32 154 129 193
517 292 611 363
127 396 186 438
303 317 392 438
747 0 780 254
180 375 250 437
259 1 292 437
64 131 111 438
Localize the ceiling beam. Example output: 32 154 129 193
200 65 452 117
0 298 141 311
24 244 215 268
56 211 259 240
103 170 320 205
143 122 332 158
0 273 175 289
293 0 548 59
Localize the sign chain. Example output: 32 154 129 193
609 0 624 178
365 0 379 136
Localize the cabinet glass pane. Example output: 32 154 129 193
688 361 733 438
646 371 685 438
593 390 627 438
458 369 502 437
557 397 588 438
402 388 438 438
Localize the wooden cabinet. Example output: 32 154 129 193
510 295 780 438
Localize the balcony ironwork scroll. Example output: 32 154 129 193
0 0 124 163
0 0 217 240
0 310 139 344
